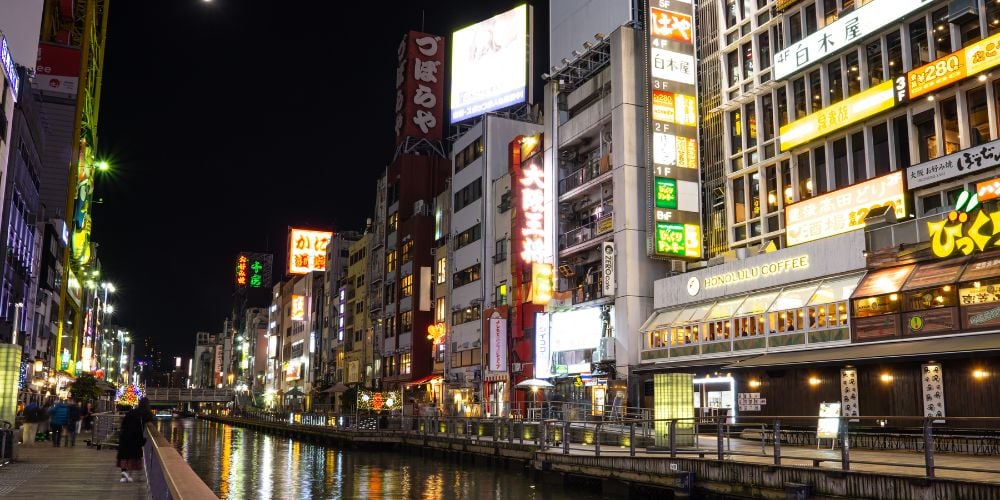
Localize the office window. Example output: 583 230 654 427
776 87 789 126
401 274 413 298
867 40 883 86
401 353 411 375
454 178 483 211
828 60 843 104
732 176 746 223
435 297 446 323
452 304 481 325
730 110 743 154
788 12 802 43
797 153 812 201
941 96 959 155
402 240 414 263
872 123 890 176
804 3 817 36
388 212 398 232
455 223 481 249
968 86 989 146
452 264 481 288
808 70 822 112
400 310 413 332
793 77 807 119
436 257 446 284
728 50 740 87
914 109 937 162
851 131 867 183
813 146 827 194
745 102 757 151
750 170 761 218
494 239 507 262
759 31 771 70
765 165 778 212
386 316 396 338
496 282 508 306
845 51 861 97
385 250 397 273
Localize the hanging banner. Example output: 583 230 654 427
922 363 945 420
840 368 859 418
488 314 507 373
534 312 551 378
602 242 616 297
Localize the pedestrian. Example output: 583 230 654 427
116 398 153 483
81 402 94 432
19 402 44 446
65 398 81 446
47 399 69 447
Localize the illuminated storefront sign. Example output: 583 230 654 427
601 242 616 297
929 191 1000 258
907 139 1000 189
785 171 905 246
0 35 19 101
531 263 553 305
978 177 1000 202
290 295 305 321
648 3 702 260
534 313 551 378
488 314 507 372
518 140 546 265
288 228 332 274
703 255 809 289
237 252 272 289
772 0 932 81
908 31 1000 99
779 80 897 151
285 362 301 381
357 390 401 411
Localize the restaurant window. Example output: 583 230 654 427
793 77 807 119
932 8 952 58
913 109 937 162
745 102 757 150
776 87 789 126
851 131 867 183
732 176 746 223
759 31 771 70
851 265 915 317
893 115 911 168
853 293 901 317
872 124 890 177
941 97 960 155
728 50 740 87
921 193 944 215
804 4 817 35
905 286 959 311
910 19 931 68
822 0 837 25
968 86 990 146
809 69 822 112
797 153 812 201
765 165 778 212
846 50 861 96
813 146 827 194
750 171 761 218
960 277 1000 306
781 160 792 204
828 60 843 104
867 39 884 86
832 137 848 190
730 110 743 154
401 353 411 375
959 12 982 47
886 31 903 80
989 0 1000 38
788 12 802 43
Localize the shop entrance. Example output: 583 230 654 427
693 375 736 422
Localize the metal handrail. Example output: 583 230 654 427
558 212 613 250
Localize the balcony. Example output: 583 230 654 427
559 212 613 255
559 154 611 199
560 282 606 305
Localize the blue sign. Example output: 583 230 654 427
0 35 19 102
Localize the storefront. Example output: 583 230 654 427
537 305 615 415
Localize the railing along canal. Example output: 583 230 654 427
223 408 1000 480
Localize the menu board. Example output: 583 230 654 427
816 402 841 440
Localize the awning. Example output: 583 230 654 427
633 355 756 373
724 332 1000 369
960 250 1000 282
902 257 968 291
405 374 443 387
851 264 915 298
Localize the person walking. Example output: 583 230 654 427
47 399 69 447
20 402 44 446
65 399 81 447
116 398 153 483
81 402 94 433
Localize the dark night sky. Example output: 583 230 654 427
92 1 546 364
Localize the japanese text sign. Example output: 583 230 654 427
1 35 18 101
288 228 333 274
906 138 1000 189
648 2 701 260
977 177 1000 202
780 80 896 151
519 152 546 265
928 191 1000 258
236 252 272 289
488 315 507 372
909 31 1000 99
773 0 932 81
531 262 553 305
785 171 905 246
395 30 445 143
290 295 305 321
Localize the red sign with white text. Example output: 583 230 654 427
395 31 445 144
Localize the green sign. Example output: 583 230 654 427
655 177 677 209
656 222 686 256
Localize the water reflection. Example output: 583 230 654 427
157 419 608 499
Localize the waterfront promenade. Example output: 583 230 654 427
0 443 148 499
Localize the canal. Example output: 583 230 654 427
156 417 610 499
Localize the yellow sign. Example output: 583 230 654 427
909 316 924 332
596 216 614 235
288 228 333 274
290 295 305 321
779 80 896 151
785 171 905 246
908 32 1000 99
703 255 809 289
531 263 553 305
573 375 583 388
929 192 1000 258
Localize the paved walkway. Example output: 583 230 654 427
547 434 1000 483
0 441 148 499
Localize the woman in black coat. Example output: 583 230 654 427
116 398 153 483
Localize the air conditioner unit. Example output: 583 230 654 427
596 337 616 362
512 362 523 373
414 199 430 216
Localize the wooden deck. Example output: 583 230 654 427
0 442 149 499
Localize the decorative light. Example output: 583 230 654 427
808 377 821 386
748 379 761 388
974 369 989 380
880 373 893 383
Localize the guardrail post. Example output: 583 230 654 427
716 416 724 460
840 418 850 471
563 420 570 455
508 418 514 444
493 419 498 443
630 422 636 457
924 417 935 478
669 420 677 458
594 424 601 457
541 421 548 450
773 419 782 465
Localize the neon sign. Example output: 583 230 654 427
288 228 332 274
531 263 553 305
929 191 1000 258
0 35 19 101
519 153 546 264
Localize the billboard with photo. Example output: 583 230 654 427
450 4 528 123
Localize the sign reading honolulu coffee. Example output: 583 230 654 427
703 255 809 289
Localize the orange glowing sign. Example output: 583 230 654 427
650 8 692 44
909 31 1000 99
290 295 305 321
531 263 553 305
977 177 1000 202
651 90 697 127
288 228 333 274
785 171 905 246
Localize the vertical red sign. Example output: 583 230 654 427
395 31 445 144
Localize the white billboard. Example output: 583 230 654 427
450 4 528 123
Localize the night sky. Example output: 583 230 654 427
93 1 545 365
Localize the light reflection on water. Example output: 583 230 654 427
157 419 609 500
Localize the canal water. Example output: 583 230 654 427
156 418 611 500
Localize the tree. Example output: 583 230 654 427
340 386 358 413
69 373 102 402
